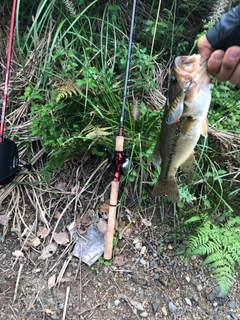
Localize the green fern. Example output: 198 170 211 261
187 217 240 297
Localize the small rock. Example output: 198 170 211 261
227 300 235 308
212 301 218 307
135 257 140 264
140 246 146 255
114 299 120 306
185 297 192 306
151 300 160 314
168 302 177 313
140 311 148 318
133 238 140 244
161 306 168 316
159 273 168 287
150 260 158 268
140 258 146 266
153 273 160 280
167 244 173 250
207 286 227 301
196 284 203 291
135 242 142 251
134 230 139 235
51 315 59 320
185 276 191 282
215 286 227 298
207 292 216 301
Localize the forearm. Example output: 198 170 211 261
206 5 240 50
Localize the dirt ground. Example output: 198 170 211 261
0 154 239 320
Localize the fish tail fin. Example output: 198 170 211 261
152 177 179 202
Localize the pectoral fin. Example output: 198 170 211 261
201 118 208 137
180 152 195 173
152 133 162 166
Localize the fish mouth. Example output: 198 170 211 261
174 54 208 87
175 54 201 72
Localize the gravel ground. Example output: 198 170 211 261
0 211 239 320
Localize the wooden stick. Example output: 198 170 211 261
13 263 23 302
62 286 70 320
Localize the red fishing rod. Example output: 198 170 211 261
104 0 137 260
0 0 30 185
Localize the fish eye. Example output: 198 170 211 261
171 76 177 84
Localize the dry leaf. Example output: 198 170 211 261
141 218 152 227
71 185 78 193
31 237 41 247
0 213 11 226
76 210 92 234
48 274 56 289
96 218 107 234
119 221 126 228
38 242 58 260
54 211 61 219
80 210 92 227
43 308 55 316
37 226 50 239
99 203 109 213
113 254 128 267
55 181 66 190
53 232 69 245
118 294 145 311
12 250 24 258
122 227 133 237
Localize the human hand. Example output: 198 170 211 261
198 34 240 84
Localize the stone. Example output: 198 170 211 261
140 311 148 318
151 300 160 314
227 300 235 308
168 302 177 312
185 297 192 306
114 299 120 306
161 306 168 316
153 273 160 280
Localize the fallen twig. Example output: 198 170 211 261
13 263 24 302
62 286 71 320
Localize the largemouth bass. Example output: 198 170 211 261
152 54 211 202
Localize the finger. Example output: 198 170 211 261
197 34 213 65
229 61 240 84
207 50 225 75
215 46 240 82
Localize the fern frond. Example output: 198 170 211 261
55 81 83 103
187 216 240 297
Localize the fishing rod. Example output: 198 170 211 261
104 0 137 260
0 0 30 185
